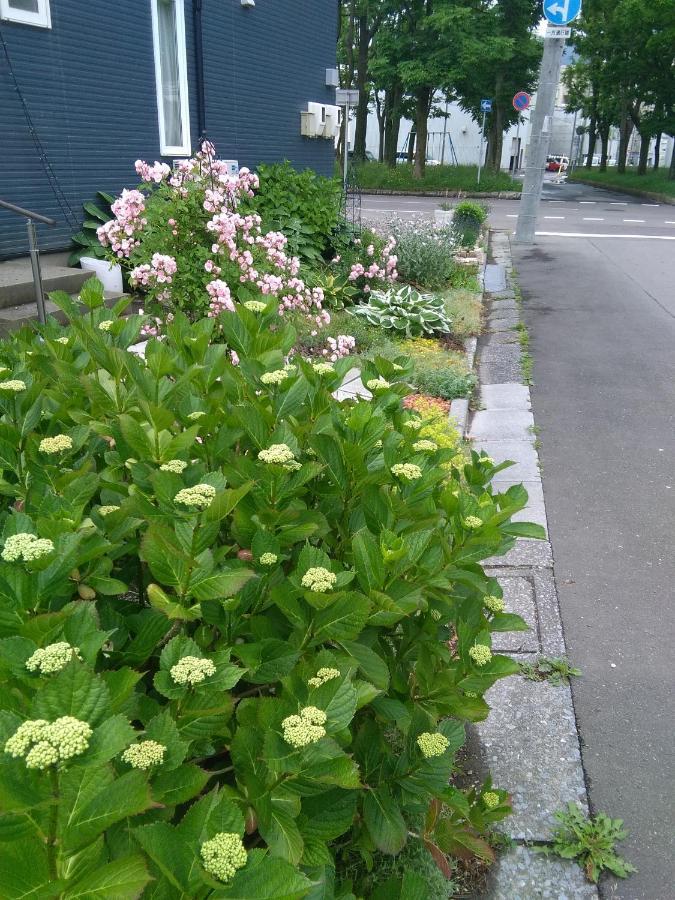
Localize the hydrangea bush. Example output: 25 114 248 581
0 278 543 898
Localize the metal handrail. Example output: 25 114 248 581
0 198 56 226
0 198 56 324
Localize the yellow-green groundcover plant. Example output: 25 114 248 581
0 279 542 898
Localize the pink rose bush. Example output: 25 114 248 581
99 144 328 325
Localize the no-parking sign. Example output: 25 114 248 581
513 91 531 112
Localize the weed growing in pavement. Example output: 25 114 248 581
519 657 582 685
538 803 637 883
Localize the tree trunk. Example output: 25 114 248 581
653 132 661 169
637 131 650 175
407 130 416 163
414 87 431 179
374 91 385 162
352 15 370 161
617 103 632 174
585 117 597 167
599 125 610 171
486 104 504 172
383 85 402 167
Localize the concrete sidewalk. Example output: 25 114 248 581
470 232 597 898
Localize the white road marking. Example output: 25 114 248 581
579 201 596 204
666 221 675 225
610 201 627 205
535 231 675 240
583 217 604 221
623 219 645 223
506 214 518 218
642 203 660 207
544 215 565 219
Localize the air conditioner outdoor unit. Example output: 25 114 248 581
322 105 340 138
307 102 328 131
300 110 317 137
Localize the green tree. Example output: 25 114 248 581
446 0 541 173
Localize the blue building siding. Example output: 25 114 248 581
0 0 337 259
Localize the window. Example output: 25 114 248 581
0 0 51 28
151 0 191 156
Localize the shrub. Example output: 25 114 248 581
452 201 488 250
246 161 343 264
353 161 520 194
98 144 328 325
384 218 458 289
328 228 399 300
68 191 115 265
0 278 542 897
351 285 453 336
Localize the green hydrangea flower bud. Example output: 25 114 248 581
200 832 247 883
469 644 492 667
416 732 450 758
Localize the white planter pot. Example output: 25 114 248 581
80 256 123 293
434 209 454 225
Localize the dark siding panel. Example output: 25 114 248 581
0 0 337 259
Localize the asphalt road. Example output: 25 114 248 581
364 182 675 897
361 178 675 240
514 192 675 899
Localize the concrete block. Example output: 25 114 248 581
484 538 552 569
491 574 539 653
474 675 589 841
469 409 535 440
481 844 598 899
472 439 540 482
480 383 531 411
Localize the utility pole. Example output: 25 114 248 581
514 36 566 243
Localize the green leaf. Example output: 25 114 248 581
151 764 209 806
311 593 371 643
352 528 385 593
489 612 530 632
204 482 254 523
274 378 309 424
62 855 151 899
217 850 314 899
0 833 60 898
134 822 193 893
258 803 304 865
32 662 110 725
141 528 189 588
188 567 255 602
362 787 407 854
62 769 153 853
310 434 347 490
339 640 389 691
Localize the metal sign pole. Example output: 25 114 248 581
477 110 486 186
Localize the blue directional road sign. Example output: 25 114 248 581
543 0 581 25
480 99 492 113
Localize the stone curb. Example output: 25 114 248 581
360 188 522 199
449 337 478 438
567 175 675 206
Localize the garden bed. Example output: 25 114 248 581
568 168 675 203
0 150 547 899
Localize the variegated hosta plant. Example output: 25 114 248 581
0 279 542 898
351 284 453 337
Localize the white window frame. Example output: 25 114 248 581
150 0 191 157
0 0 51 28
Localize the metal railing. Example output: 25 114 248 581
0 199 56 324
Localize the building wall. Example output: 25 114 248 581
0 0 337 259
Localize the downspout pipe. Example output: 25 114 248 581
193 0 206 142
